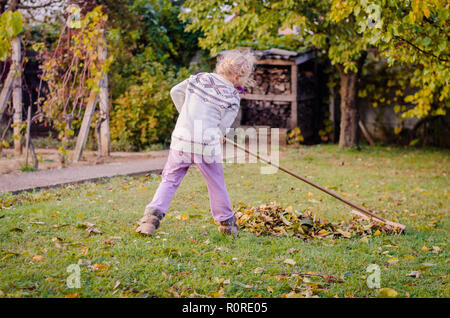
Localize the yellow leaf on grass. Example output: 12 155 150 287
373 230 381 236
1 253 18 261
181 214 189 221
421 245 429 252
65 293 79 298
32 255 44 262
336 229 352 238
253 267 265 274
284 259 296 266
378 288 398 298
388 258 399 264
92 263 109 271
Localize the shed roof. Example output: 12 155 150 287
252 48 316 65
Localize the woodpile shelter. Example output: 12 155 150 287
230 48 322 144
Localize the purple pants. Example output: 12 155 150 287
146 150 234 222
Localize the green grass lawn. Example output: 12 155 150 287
0 144 448 298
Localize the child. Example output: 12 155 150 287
135 49 255 236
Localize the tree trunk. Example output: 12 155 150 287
337 51 367 148
11 35 22 155
338 68 359 148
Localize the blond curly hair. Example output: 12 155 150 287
215 49 255 88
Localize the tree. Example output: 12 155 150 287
181 0 449 148
336 0 449 120
181 0 374 148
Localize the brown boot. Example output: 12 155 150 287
135 208 164 236
218 215 239 235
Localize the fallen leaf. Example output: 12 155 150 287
30 221 45 225
336 229 352 238
65 293 79 298
284 258 296 266
51 223 70 229
421 262 435 268
86 226 102 235
234 282 253 289
92 263 109 271
286 291 304 298
406 271 422 279
253 267 265 274
373 230 381 236
421 245 429 252
432 246 442 254
1 253 19 261
378 288 398 298
31 255 44 262
388 258 399 264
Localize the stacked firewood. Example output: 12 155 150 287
248 66 291 95
241 100 291 128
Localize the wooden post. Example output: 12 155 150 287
73 91 98 162
25 101 31 165
0 67 15 117
329 86 336 143
358 120 375 145
11 36 22 155
290 62 298 129
98 31 110 157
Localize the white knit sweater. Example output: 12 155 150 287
169 72 240 157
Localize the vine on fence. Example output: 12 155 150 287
36 6 112 164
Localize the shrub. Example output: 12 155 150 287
110 63 190 150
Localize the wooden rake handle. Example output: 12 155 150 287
224 138 406 232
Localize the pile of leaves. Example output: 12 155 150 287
235 202 403 239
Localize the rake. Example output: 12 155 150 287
224 138 406 232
